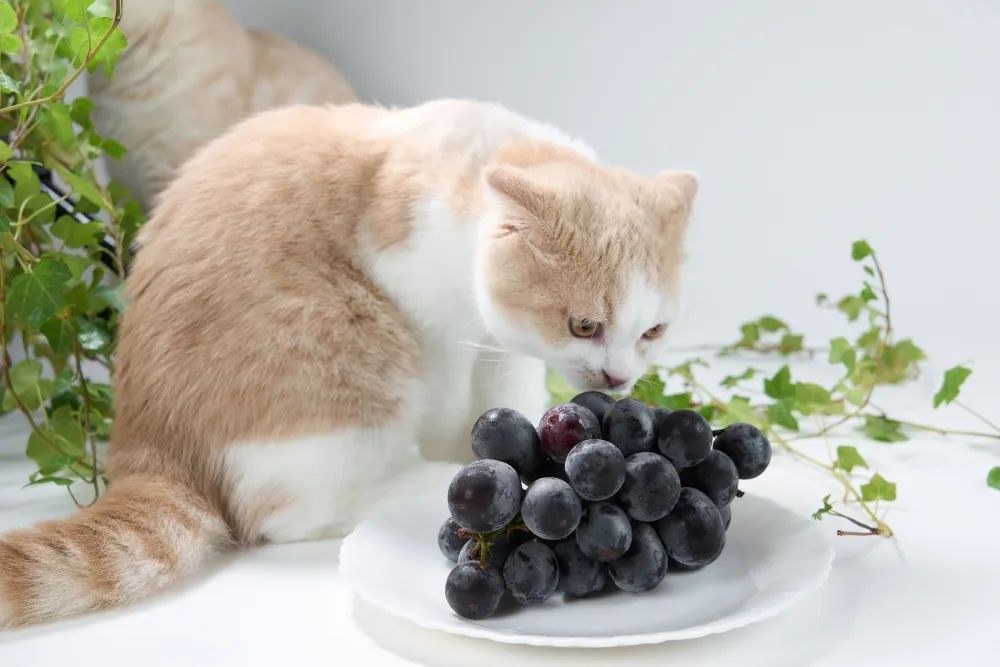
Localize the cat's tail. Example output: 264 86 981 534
0 475 232 630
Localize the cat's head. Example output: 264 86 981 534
474 153 698 394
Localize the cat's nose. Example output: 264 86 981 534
602 370 628 389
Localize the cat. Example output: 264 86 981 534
0 99 698 629
87 0 357 214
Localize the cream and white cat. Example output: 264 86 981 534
87 0 357 214
0 99 698 629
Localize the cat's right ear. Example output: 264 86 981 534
483 166 557 235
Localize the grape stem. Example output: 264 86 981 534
457 517 528 569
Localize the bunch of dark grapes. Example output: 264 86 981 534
438 396 772 620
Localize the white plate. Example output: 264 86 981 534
339 465 834 648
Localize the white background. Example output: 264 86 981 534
2 1 998 665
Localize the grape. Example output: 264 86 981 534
570 391 615 425
447 460 522 533
615 452 681 522
678 450 739 509
445 561 505 619
458 530 526 571
522 477 583 540
438 517 470 562
720 503 732 531
520 455 568 486
471 407 542 475
713 422 772 479
503 541 559 604
564 439 626 501
607 521 668 593
553 539 607 598
537 403 602 463
652 406 672 428
654 488 725 569
657 409 713 467
602 398 657 457
575 502 632 562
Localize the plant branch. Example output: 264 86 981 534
71 329 102 505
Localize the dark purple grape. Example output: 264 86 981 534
657 409 714 467
520 455 568 486
607 521 668 593
571 391 616 425
445 561 504 619
654 488 725 569
458 529 526 571
521 477 583 540
616 452 681 522
602 398 656 457
575 501 632 562
564 439 626 501
713 422 772 479
652 406 672 428
447 460 521 533
553 539 607 598
720 503 732 531
502 541 559 604
471 407 542 475
537 403 601 463
438 517 470 562
678 450 739 509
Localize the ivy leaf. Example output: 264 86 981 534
932 366 972 408
828 337 856 369
837 296 864 321
739 322 760 346
631 371 665 405
41 318 74 356
851 240 874 261
811 495 834 521
70 96 96 127
988 467 1000 491
545 368 576 406
51 215 104 247
661 392 693 411
0 177 13 206
6 257 72 327
860 473 896 502
0 212 9 233
55 166 105 208
91 283 127 313
720 367 758 389
893 339 926 365
764 365 795 400
101 138 127 159
795 382 832 406
863 415 908 443
76 317 112 353
835 446 868 473
0 2 17 34
43 102 76 148
0 139 12 161
767 399 800 431
0 71 20 93
0 33 22 54
59 0 94 23
758 316 786 332
697 405 718 422
779 333 804 354
718 396 764 429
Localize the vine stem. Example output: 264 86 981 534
955 401 1000 435
0 0 123 114
71 331 102 505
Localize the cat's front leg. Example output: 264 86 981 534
470 352 550 431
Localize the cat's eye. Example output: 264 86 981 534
569 317 601 339
642 324 667 340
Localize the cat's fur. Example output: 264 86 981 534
87 0 357 214
0 99 698 629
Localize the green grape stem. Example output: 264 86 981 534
456 516 528 569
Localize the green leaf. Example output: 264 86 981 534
0 211 9 233
0 139 12 161
835 446 868 473
6 359 42 402
851 240 874 261
893 339 926 365
101 138 127 159
60 0 94 23
51 215 104 247
862 415 908 443
860 473 896 502
41 318 75 356
6 257 72 326
988 467 1000 491
811 495 834 521
739 322 760 345
815 293 828 306
779 333 804 354
696 405 718 421
631 371 665 405
545 367 576 406
70 96 96 127
75 317 112 352
0 177 13 206
758 316 786 332
837 296 864 321
767 399 800 431
860 283 877 302
795 382 832 407
828 336 856 369
0 2 17 34
24 475 76 488
92 283 127 313
764 365 795 400
932 365 972 408
718 396 764 429
44 102 76 148
661 392 693 411
0 33 22 54
63 254 97 281
720 367 758 389
0 71 20 93
56 166 105 208
843 386 867 407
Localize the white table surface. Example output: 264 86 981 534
0 354 997 667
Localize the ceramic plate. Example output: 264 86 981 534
340 465 833 648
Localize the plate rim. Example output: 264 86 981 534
339 488 835 648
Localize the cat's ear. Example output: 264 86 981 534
483 165 558 235
645 170 699 229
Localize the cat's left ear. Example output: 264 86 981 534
646 170 699 228
483 165 558 235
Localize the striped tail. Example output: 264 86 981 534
0 475 232 629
